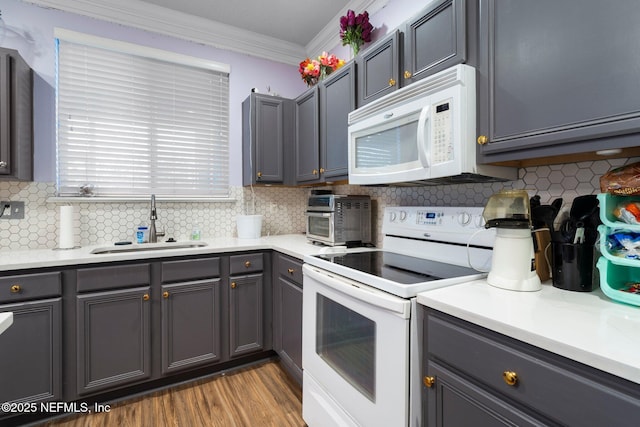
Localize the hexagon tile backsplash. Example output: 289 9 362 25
0 157 636 251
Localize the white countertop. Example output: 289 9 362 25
0 234 331 272
0 312 13 336
417 280 640 385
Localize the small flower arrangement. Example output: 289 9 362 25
340 9 374 57
299 52 346 87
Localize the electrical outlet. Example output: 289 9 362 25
0 201 25 219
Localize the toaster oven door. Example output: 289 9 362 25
307 211 334 245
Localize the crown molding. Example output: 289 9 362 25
24 0 308 65
305 0 389 58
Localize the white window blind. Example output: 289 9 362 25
56 32 230 198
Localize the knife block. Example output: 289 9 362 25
533 229 552 281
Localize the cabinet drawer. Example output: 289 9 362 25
426 313 640 427
277 254 303 285
0 272 61 303
161 257 220 283
77 264 150 292
230 253 263 275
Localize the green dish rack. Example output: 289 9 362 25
596 193 640 306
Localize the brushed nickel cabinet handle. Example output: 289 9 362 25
0 161 7 168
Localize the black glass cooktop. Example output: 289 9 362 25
314 251 479 285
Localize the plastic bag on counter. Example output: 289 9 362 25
614 201 640 224
600 161 640 195
607 231 640 259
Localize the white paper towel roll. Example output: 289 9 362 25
59 206 75 249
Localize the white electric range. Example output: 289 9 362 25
302 206 496 427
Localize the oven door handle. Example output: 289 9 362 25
303 265 410 318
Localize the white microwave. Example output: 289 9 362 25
347 64 516 185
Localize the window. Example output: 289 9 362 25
55 29 230 198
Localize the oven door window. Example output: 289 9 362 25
316 294 376 401
308 215 331 238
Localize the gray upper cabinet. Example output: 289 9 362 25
294 87 321 184
0 48 33 181
319 62 355 182
357 30 401 106
476 0 640 164
242 93 294 185
403 0 466 85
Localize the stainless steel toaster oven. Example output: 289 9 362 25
306 194 372 246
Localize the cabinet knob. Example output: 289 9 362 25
10 284 21 293
287 268 295 274
143 294 150 301
0 161 6 168
502 370 518 386
231 282 237 289
319 168 325 174
477 135 489 145
244 261 251 268
312 169 318 175
423 376 436 388
163 291 169 299
257 171 262 179
404 70 412 79
388 78 396 87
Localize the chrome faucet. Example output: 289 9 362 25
149 194 161 243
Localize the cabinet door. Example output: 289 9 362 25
0 299 62 407
242 94 291 185
403 0 466 85
229 273 264 358
357 30 401 106
294 88 320 183
320 63 355 181
161 279 222 374
425 362 542 427
477 0 640 163
0 48 32 181
77 287 151 395
273 276 302 384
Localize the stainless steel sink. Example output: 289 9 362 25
90 242 208 254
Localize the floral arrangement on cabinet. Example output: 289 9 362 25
299 52 346 87
340 9 374 57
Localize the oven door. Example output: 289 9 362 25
306 211 334 244
302 264 411 427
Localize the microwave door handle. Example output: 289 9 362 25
417 105 430 167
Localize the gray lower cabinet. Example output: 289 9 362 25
294 87 320 184
76 286 152 395
357 30 401 106
319 62 355 182
0 272 62 413
242 93 294 185
476 0 640 164
228 253 266 358
272 254 303 384
403 0 466 85
75 263 152 395
0 47 33 181
160 257 222 374
423 308 640 426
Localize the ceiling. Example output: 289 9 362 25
141 0 347 46
24 0 386 65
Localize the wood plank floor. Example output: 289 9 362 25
42 361 305 427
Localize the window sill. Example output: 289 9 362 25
47 196 237 203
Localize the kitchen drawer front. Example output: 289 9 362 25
426 313 640 427
161 257 220 283
230 253 263 275
77 264 150 293
277 254 303 285
0 272 61 303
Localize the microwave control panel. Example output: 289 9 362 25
431 99 453 165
